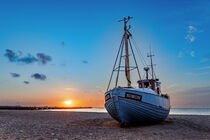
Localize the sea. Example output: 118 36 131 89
45 108 210 115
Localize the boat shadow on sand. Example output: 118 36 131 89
74 117 173 128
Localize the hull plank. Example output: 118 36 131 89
105 98 120 122
118 97 169 123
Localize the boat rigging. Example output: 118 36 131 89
107 16 141 90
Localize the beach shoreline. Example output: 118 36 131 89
0 110 209 140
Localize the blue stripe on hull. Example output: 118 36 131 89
105 97 170 124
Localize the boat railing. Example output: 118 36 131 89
161 94 169 99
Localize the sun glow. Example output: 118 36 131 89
64 100 72 106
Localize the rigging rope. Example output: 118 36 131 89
130 37 148 67
130 37 158 79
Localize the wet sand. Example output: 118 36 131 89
0 110 210 140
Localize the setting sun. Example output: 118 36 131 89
64 100 72 106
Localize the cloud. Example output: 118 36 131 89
4 49 18 62
10 73 20 78
18 54 38 64
188 25 197 33
4 49 52 65
190 51 195 57
37 53 52 64
185 25 200 43
82 60 88 64
185 34 195 43
23 81 30 84
181 25 201 57
31 73 47 80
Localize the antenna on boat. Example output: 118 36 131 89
147 46 155 79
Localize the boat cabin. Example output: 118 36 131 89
137 79 161 94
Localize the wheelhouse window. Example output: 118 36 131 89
105 93 111 101
125 92 142 101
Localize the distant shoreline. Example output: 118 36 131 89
0 106 92 110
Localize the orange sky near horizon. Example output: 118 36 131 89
1 83 209 108
0 87 105 107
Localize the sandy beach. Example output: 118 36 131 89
0 110 210 140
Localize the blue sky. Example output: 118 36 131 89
0 0 210 107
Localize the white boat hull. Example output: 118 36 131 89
105 88 170 124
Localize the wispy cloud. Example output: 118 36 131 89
23 81 30 84
184 85 210 96
64 87 76 91
185 25 203 44
185 25 197 43
82 60 88 64
199 66 210 70
185 34 195 43
31 73 47 80
61 41 65 47
184 25 202 57
172 85 210 108
190 51 195 57
4 49 52 65
188 25 197 33
60 63 66 67
177 51 183 58
10 73 20 78
201 56 210 62
185 71 209 76
162 83 179 93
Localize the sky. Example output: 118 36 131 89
0 0 210 108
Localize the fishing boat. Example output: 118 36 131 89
105 16 170 126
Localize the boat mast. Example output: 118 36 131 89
122 16 132 87
107 16 142 91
